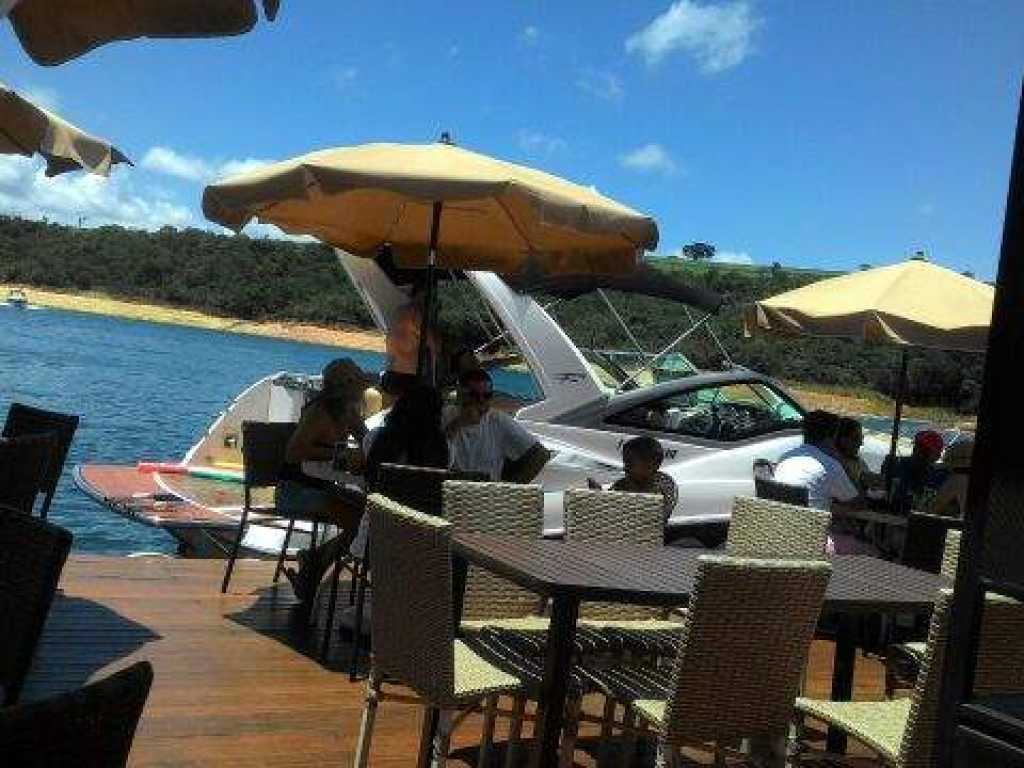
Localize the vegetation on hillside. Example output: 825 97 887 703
0 215 983 412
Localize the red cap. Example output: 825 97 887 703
914 430 944 456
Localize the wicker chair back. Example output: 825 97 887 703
727 496 830 560
0 433 56 515
754 475 810 507
240 421 296 488
3 404 79 518
662 555 831 747
377 463 486 517
0 508 73 705
442 481 543 621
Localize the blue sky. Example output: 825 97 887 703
1 1 1022 278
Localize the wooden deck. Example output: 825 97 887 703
24 555 890 766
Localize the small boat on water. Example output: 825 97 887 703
6 288 28 308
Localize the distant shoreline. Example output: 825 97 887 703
3 282 975 429
1 282 386 353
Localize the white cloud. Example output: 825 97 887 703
448 44 460 58
334 66 358 89
712 249 753 264
520 26 539 45
517 130 567 156
620 143 677 175
576 68 625 102
142 146 271 182
141 146 210 181
626 0 762 73
240 220 317 242
0 155 193 231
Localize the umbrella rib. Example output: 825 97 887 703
494 196 534 254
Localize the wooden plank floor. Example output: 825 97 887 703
24 555 891 766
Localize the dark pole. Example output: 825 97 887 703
417 200 443 385
936 79 1024 767
886 348 910 497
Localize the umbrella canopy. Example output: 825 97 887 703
202 141 659 276
744 258 994 352
4 0 280 66
0 82 131 176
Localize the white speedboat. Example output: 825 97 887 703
76 251 889 554
6 288 28 308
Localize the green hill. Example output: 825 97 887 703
0 215 982 412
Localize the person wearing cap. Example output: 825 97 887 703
882 429 947 516
922 436 974 517
279 357 371 604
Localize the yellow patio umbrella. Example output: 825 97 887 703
0 82 131 176
202 138 659 379
744 256 994 471
3 0 280 66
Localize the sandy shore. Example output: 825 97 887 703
2 283 386 353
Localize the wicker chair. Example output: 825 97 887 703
754 474 811 507
0 660 153 767
3 403 80 519
727 495 831 559
353 494 524 768
795 587 1024 767
884 530 962 697
348 464 483 681
0 433 56 515
0 507 73 705
582 555 831 767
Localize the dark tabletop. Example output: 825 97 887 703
452 534 949 612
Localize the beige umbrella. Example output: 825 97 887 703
4 0 280 66
744 256 994 472
0 82 131 176
203 138 659 378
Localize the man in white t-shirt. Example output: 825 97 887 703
774 410 859 511
444 368 551 482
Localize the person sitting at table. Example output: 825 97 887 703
381 282 440 398
835 416 878 491
280 358 371 604
445 368 551 483
774 410 876 555
922 436 974 517
588 434 678 528
882 429 946 515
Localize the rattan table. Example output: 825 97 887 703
451 534 948 765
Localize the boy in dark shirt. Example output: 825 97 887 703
589 435 677 524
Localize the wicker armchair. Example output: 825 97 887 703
0 661 153 767
754 474 811 507
0 507 73 705
727 495 831 559
582 555 831 767
353 494 524 768
3 403 80 519
0 433 56 515
348 464 483 681
884 530 962 696
795 588 1024 767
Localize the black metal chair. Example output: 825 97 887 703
3 404 80 519
0 660 153 767
0 433 56 515
0 506 73 705
754 473 811 507
900 511 963 574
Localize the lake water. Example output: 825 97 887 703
0 305 536 554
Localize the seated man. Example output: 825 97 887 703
445 368 551 483
774 410 874 555
882 429 946 515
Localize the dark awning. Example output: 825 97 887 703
505 264 723 314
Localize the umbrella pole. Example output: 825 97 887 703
886 348 910 496
417 201 444 385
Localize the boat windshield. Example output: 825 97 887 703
581 349 699 393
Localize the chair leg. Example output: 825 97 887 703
274 519 295 583
478 695 498 768
431 709 454 768
320 543 345 660
418 708 440 768
504 696 526 768
354 669 383 768
619 708 637 768
654 742 678 768
220 506 249 594
350 558 370 681
598 697 617 768
559 695 583 768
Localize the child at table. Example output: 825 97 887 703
588 435 678 526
